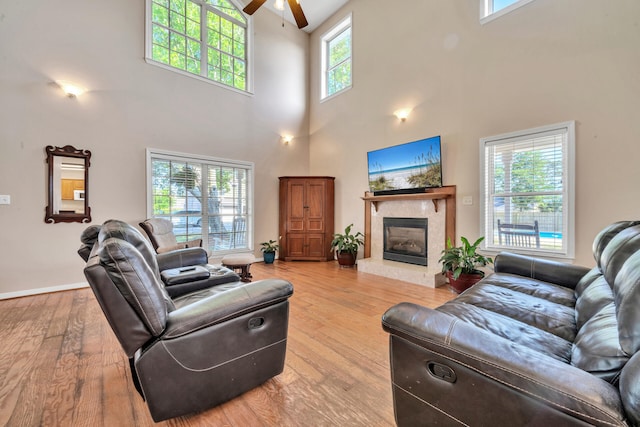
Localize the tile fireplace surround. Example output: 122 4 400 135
358 187 456 288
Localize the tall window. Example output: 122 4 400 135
480 0 535 24
321 14 352 100
146 0 250 92
480 121 575 258
147 149 253 254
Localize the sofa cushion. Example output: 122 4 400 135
593 221 640 270
575 270 613 329
437 301 573 362
453 278 577 342
599 225 640 354
571 300 628 383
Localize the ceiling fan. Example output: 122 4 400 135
243 0 309 29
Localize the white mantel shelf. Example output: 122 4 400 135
361 185 456 259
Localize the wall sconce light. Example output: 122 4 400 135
57 80 87 98
282 135 293 145
394 108 412 122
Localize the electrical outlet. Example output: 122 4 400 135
0 195 10 205
462 196 473 206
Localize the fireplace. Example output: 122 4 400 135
383 217 428 266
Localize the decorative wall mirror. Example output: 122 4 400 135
45 145 91 223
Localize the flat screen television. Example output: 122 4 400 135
367 136 442 196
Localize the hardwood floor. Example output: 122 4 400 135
0 261 455 426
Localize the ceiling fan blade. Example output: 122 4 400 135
287 0 309 29
243 0 267 15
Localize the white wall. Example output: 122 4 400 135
309 0 640 267
2 0 639 296
0 0 310 296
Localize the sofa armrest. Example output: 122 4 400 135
494 251 590 289
382 302 625 426
163 279 294 339
156 247 209 271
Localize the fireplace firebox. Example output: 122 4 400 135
383 217 428 266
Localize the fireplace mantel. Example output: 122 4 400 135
361 185 456 259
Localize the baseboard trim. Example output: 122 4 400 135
0 282 89 300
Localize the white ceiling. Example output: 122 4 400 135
246 0 350 33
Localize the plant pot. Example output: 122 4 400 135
263 252 276 264
336 251 356 267
446 271 484 294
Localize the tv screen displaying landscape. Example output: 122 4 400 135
367 136 442 195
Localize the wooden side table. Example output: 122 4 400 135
221 254 256 282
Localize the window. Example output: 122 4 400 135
147 149 254 255
321 14 352 100
480 0 535 24
480 121 575 258
146 0 250 92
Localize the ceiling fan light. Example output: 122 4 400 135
273 0 284 10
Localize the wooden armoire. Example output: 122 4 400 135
278 176 335 261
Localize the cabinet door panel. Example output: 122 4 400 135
307 234 326 258
288 182 306 231
287 235 306 257
306 181 325 232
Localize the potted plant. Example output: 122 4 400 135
331 224 365 267
439 236 493 293
260 239 279 264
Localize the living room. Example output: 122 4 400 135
1 0 639 297
0 0 639 424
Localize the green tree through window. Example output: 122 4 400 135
481 122 575 257
322 15 352 99
148 0 248 91
148 150 254 254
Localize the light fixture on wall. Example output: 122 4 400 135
56 80 87 98
394 108 412 122
282 135 293 145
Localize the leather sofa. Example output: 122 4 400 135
81 219 294 421
382 221 640 426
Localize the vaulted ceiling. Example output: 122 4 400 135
244 0 350 32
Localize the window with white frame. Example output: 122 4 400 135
321 14 352 100
480 0 535 24
146 0 250 92
147 149 254 255
480 121 575 258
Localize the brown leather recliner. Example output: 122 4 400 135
383 221 640 426
79 222 240 298
82 219 293 421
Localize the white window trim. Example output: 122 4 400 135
146 148 255 255
144 0 254 96
480 0 535 25
320 13 352 102
479 121 576 260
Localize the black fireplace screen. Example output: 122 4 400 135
383 217 428 266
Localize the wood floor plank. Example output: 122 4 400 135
0 260 455 426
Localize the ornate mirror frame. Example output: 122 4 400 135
45 145 92 224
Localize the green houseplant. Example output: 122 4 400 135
260 239 279 264
330 224 364 267
439 236 493 293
